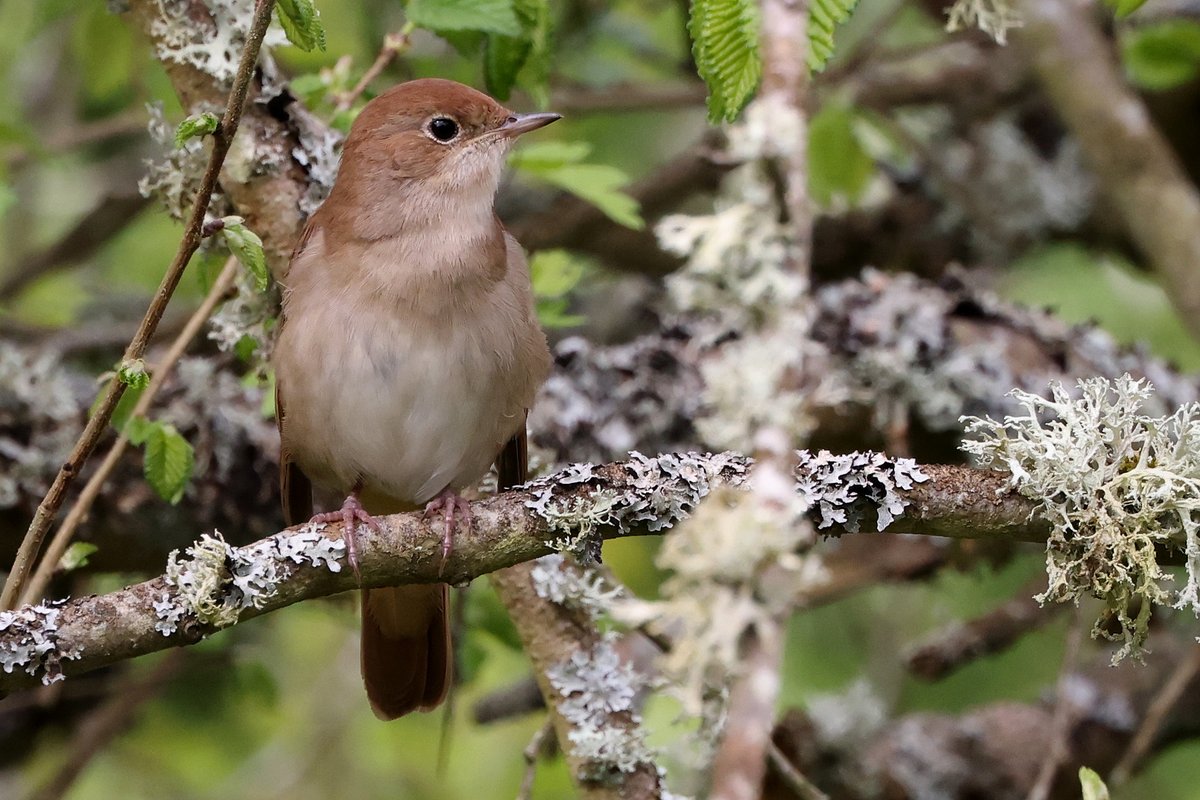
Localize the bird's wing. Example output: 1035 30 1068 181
276 380 313 527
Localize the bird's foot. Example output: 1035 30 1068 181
311 492 380 580
423 489 471 577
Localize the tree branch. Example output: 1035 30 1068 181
0 455 1052 695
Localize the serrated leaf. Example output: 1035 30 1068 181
275 0 327 52
808 0 860 72
142 422 195 505
173 112 219 149
689 0 762 123
406 0 522 37
59 542 98 572
221 217 269 292
118 358 151 390
1079 768 1110 800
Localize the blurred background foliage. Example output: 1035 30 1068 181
3 0 1200 798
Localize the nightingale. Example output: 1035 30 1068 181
273 78 556 719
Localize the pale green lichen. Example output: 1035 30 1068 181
961 375 1200 661
159 525 344 634
945 0 1022 45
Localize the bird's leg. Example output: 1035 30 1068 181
423 489 472 577
311 487 380 580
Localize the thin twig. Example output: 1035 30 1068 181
767 741 830 800
518 717 555 800
1027 607 1086 800
0 0 278 611
1108 643 1200 786
333 25 413 113
19 258 239 606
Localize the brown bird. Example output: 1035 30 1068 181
273 79 555 719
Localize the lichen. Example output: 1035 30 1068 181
150 0 288 85
161 525 344 633
0 602 81 685
614 479 823 723
0 343 84 509
531 554 624 618
545 634 656 779
139 101 216 221
658 98 806 328
795 449 929 532
961 375 1200 661
944 0 1022 45
523 452 750 562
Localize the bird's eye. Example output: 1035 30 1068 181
428 117 460 143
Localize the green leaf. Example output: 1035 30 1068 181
221 217 270 292
530 250 587 328
689 0 761 123
59 542 99 572
1079 767 1110 800
511 143 644 229
532 164 644 228
1121 20 1200 90
118 358 151 390
1106 0 1150 18
124 416 156 446
142 422 195 504
808 102 874 207
406 0 522 37
174 112 220 149
0 181 16 219
109 384 147 434
484 34 532 100
809 0 860 72
275 0 327 52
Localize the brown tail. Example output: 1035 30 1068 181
361 583 451 719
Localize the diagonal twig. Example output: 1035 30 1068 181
0 0 278 611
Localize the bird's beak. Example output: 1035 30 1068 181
498 112 562 138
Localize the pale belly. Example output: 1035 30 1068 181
276 300 530 505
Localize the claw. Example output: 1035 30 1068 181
311 491 380 581
423 489 471 577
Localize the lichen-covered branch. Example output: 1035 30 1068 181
1017 0 1200 342
0 452 1053 694
491 559 663 798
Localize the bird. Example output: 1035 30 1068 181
272 78 556 719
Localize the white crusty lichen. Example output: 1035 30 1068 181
796 449 929 532
524 452 750 562
546 633 656 778
0 602 81 685
139 101 215 221
945 0 1022 45
531 554 625 619
151 0 288 84
158 525 344 634
962 375 1200 661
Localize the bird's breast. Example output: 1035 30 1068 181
276 270 542 505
